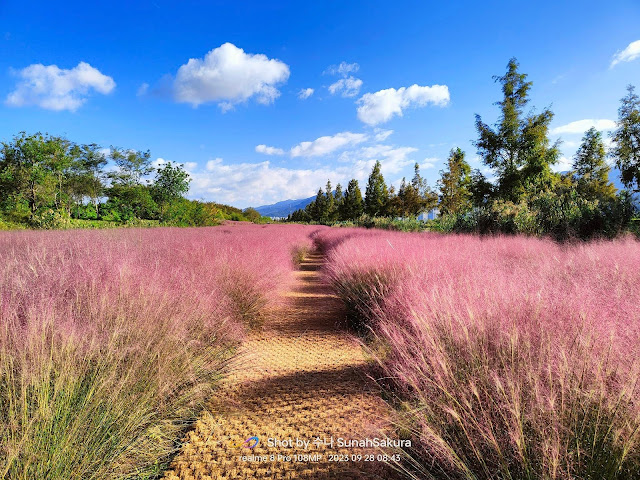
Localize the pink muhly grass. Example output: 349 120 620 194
0 223 317 478
317 228 640 478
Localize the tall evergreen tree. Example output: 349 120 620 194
364 160 389 216
572 128 616 201
325 180 336 222
396 163 438 217
474 58 559 202
438 148 472 215
333 183 343 221
611 85 640 193
340 179 364 220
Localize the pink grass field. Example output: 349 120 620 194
0 223 319 478
316 228 640 479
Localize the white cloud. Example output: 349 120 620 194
255 144 285 155
325 62 359 76
550 118 616 135
290 131 367 157
297 88 314 99
357 84 450 125
5 61 115 111
328 76 363 97
137 82 149 96
172 43 290 108
610 40 640 68
373 129 393 142
188 140 420 207
421 157 438 169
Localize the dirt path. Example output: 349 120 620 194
164 253 401 480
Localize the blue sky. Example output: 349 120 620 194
1 0 639 207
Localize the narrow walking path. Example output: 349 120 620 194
164 253 400 480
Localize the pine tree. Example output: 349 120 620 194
611 85 640 193
340 179 364 220
325 180 336 222
364 160 389 216
474 58 559 202
333 183 343 221
438 148 472 215
572 128 616 201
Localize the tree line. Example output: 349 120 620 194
0 135 265 228
288 59 640 240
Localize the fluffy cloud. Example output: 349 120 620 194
550 118 616 135
255 144 285 155
172 43 290 109
290 131 367 157
297 88 314 99
325 61 359 76
421 157 437 169
328 76 363 97
610 40 640 68
5 61 115 111
357 84 450 125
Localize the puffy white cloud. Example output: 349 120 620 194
357 84 450 125
550 118 616 135
297 88 314 99
610 40 640 68
325 61 359 76
328 76 363 97
172 43 290 108
290 131 367 157
255 144 285 155
5 61 115 111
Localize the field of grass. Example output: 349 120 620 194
315 228 640 479
0 223 316 478
1 222 638 479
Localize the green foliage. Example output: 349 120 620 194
340 179 364 220
438 147 472 215
474 58 560 203
394 163 438 217
151 161 191 207
364 160 389 216
572 127 617 201
611 85 640 193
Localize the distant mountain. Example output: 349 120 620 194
254 195 316 218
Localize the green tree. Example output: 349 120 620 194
325 180 337 222
340 179 364 220
333 183 344 220
108 147 153 187
0 132 72 217
474 58 559 202
66 143 107 217
572 128 616 201
397 163 438 217
242 207 262 223
611 85 640 193
468 169 494 208
151 162 191 206
438 148 472 215
364 160 389 216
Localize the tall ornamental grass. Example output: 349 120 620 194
0 223 316 479
316 229 640 479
